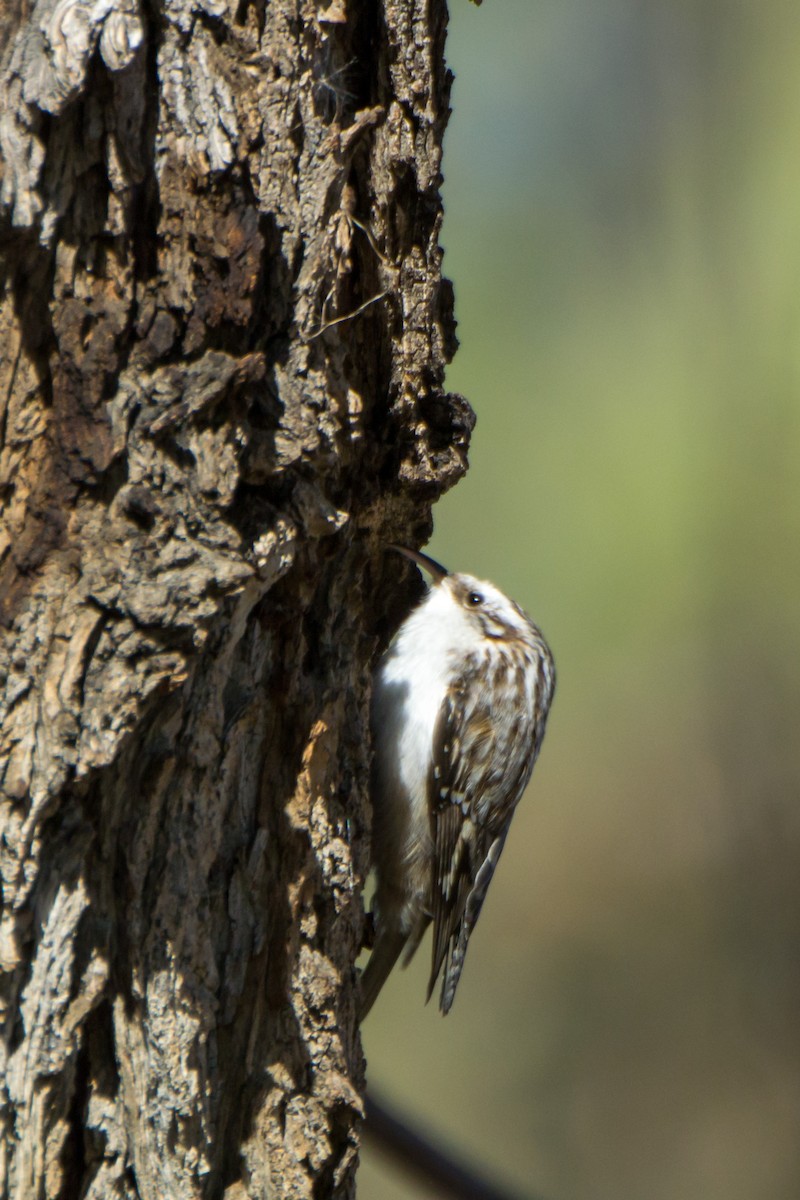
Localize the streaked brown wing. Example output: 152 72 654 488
426 650 547 1012
427 668 499 1006
428 800 466 994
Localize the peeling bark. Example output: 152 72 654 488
0 0 473 1196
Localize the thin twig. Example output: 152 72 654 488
306 290 388 340
364 1091 547 1200
350 215 396 270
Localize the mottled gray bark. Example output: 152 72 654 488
0 0 472 1196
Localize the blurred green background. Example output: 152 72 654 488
359 3 800 1199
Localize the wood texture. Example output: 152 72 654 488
0 0 473 1195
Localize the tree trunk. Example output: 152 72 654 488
0 0 472 1195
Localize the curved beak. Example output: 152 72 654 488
388 544 449 584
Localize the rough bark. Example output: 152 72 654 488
0 0 472 1196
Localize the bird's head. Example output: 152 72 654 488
388 545 535 644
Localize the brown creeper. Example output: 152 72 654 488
360 545 556 1018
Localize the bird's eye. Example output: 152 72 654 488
467 591 484 607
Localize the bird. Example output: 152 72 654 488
360 544 555 1018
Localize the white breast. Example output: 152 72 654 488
371 586 474 907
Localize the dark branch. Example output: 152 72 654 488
364 1091 548 1200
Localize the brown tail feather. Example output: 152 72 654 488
359 928 408 1020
